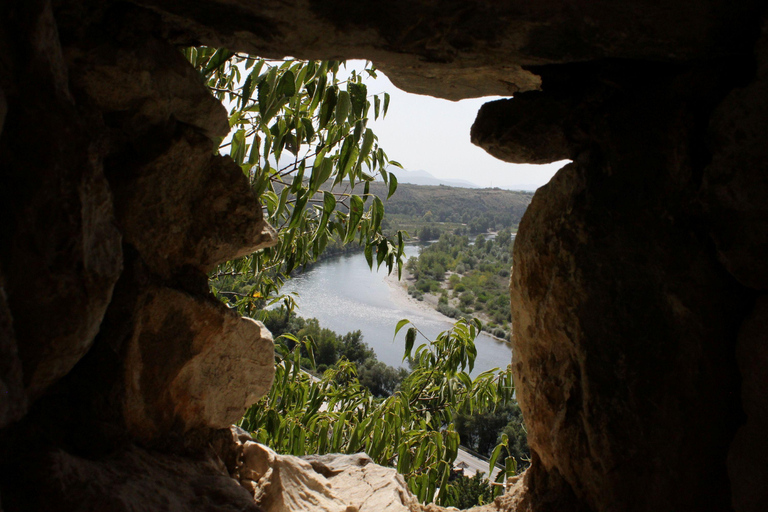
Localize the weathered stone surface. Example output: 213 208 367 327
509 64 748 510
703 22 768 290
132 0 761 100
109 128 276 278
301 453 424 512
68 27 229 140
728 296 768 512
0 269 26 428
474 458 586 512
217 428 427 512
0 0 123 401
123 287 275 442
471 94 573 165
4 444 261 512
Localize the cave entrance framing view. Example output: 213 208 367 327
1 2 767 512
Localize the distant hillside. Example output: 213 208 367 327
386 169 479 188
369 182 533 228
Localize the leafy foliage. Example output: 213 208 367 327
406 230 516 338
183 48 405 311
186 48 522 506
258 307 409 397
456 402 530 470
239 319 515 505
447 471 495 509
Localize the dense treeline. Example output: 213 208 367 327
455 403 530 469
369 182 532 228
406 229 515 339
259 307 409 397
259 308 529 466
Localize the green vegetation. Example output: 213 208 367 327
192 51 528 507
405 229 516 340
259 307 408 397
448 472 496 509
185 49 406 313
369 182 532 241
456 402 530 470
239 318 518 506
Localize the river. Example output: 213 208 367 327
278 245 513 375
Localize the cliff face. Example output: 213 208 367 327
1 1 766 511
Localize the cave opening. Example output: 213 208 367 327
1 1 767 511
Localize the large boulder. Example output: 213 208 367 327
5 444 261 512
123 287 275 443
507 63 749 511
0 269 26 428
216 427 426 512
0 0 123 403
702 22 768 290
728 296 768 512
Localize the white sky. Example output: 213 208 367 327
358 62 567 190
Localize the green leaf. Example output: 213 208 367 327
344 194 364 243
488 433 508 476
404 327 416 361
359 128 375 163
318 86 338 129
383 92 391 116
376 239 387 269
322 190 336 216
201 48 233 77
394 319 411 339
364 242 373 268
276 70 297 98
230 129 246 165
348 81 367 119
373 95 381 120
387 173 398 199
335 90 351 125
371 196 384 233
240 73 254 110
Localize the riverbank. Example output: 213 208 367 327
384 264 511 344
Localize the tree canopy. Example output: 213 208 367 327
187 49 523 506
184 49 405 312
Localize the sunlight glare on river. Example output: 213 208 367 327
277 245 513 375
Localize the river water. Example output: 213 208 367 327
279 246 513 375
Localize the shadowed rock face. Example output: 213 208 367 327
1 1 767 511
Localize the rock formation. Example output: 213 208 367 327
1 1 767 512
216 426 424 512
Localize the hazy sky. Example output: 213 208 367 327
359 62 567 190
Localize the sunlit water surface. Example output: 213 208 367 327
278 246 512 375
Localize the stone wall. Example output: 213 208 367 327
1 1 767 511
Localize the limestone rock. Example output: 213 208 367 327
212 428 431 512
0 269 26 428
509 66 748 509
68 28 230 141
703 21 768 290
728 296 768 512
110 128 276 278
471 94 573 165
301 453 423 512
123 287 275 442
132 0 761 100
234 440 423 512
0 0 123 401
11 444 261 512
